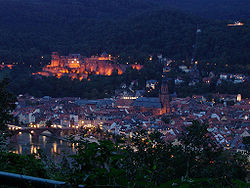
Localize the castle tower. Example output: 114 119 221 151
51 52 60 67
159 75 170 114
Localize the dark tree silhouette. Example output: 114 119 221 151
0 79 16 132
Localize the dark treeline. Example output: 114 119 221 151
2 61 163 99
2 61 249 99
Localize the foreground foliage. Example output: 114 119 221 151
0 152 47 179
1 122 249 187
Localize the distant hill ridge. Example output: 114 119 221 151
1 0 249 19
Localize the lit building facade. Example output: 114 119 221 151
34 52 143 80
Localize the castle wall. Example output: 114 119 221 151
36 52 143 80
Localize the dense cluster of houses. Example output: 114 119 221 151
13 90 249 152
173 62 248 86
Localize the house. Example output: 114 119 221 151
132 97 162 115
203 77 211 84
146 80 158 89
115 99 134 109
179 65 190 73
175 78 184 85
220 74 228 80
241 130 250 138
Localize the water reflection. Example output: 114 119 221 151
51 142 58 154
72 143 75 153
43 136 46 147
8 133 74 160
31 145 40 154
29 134 32 144
19 145 22 155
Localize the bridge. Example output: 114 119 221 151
8 124 78 141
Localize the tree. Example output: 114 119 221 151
68 139 126 187
179 120 247 184
242 136 250 151
161 115 170 124
124 129 182 186
0 79 16 132
45 120 53 128
180 121 221 179
0 79 16 152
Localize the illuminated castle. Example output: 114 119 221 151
35 52 143 80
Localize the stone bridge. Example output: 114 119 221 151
9 126 77 141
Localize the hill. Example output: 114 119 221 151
154 0 250 19
0 0 249 68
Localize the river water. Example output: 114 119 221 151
8 132 76 161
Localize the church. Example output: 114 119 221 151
132 75 170 115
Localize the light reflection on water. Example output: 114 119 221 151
8 133 75 160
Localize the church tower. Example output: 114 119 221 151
159 75 170 114
51 52 60 67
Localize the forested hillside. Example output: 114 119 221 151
0 0 249 67
154 0 250 19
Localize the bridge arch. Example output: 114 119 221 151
33 128 63 137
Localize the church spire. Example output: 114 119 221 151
159 73 170 114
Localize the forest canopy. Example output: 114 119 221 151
0 0 249 68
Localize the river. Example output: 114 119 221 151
8 132 76 161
